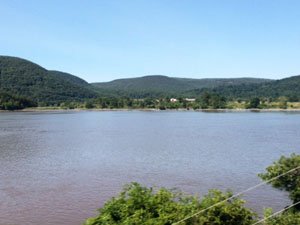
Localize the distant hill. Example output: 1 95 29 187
92 75 272 98
206 75 300 99
0 56 98 104
1 56 299 103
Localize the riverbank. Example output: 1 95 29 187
2 107 300 112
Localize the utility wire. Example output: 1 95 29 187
172 164 300 225
252 200 300 225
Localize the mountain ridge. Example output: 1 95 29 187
1 55 299 102
92 75 273 98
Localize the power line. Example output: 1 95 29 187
252 200 300 225
172 164 300 225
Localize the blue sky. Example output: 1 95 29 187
1 0 300 82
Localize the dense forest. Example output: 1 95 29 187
84 154 300 225
200 75 300 100
0 89 37 110
93 73 300 100
0 56 98 105
49 70 91 87
92 75 271 98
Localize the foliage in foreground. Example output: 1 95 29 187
84 183 256 225
259 153 300 224
259 153 300 206
85 153 300 225
262 208 300 225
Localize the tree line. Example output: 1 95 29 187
1 89 298 110
58 94 297 110
79 93 227 110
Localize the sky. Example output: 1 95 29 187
1 0 300 82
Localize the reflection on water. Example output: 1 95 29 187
1 111 300 225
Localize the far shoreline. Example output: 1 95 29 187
2 108 300 113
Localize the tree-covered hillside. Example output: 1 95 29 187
92 75 272 98
1 56 299 105
50 70 91 87
0 88 37 110
0 56 98 105
206 75 300 100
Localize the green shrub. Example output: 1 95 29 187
84 183 256 225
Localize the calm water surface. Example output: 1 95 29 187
1 111 300 225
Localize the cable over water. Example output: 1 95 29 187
172 165 300 225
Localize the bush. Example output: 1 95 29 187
258 154 300 224
84 183 256 225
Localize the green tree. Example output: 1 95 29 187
199 92 210 109
197 93 226 109
0 89 37 110
258 154 300 224
126 98 133 108
85 101 94 109
178 97 184 103
262 208 300 225
109 97 118 108
164 96 170 103
209 93 226 109
259 153 300 207
182 99 187 108
84 183 256 225
248 97 260 108
144 98 155 108
159 103 166 110
278 96 288 109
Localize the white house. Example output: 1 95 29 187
185 98 195 102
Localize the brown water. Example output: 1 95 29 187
1 111 300 225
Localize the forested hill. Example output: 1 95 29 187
92 75 272 98
205 75 300 99
0 56 98 104
50 70 90 87
1 55 299 105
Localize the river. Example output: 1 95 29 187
1 111 300 225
